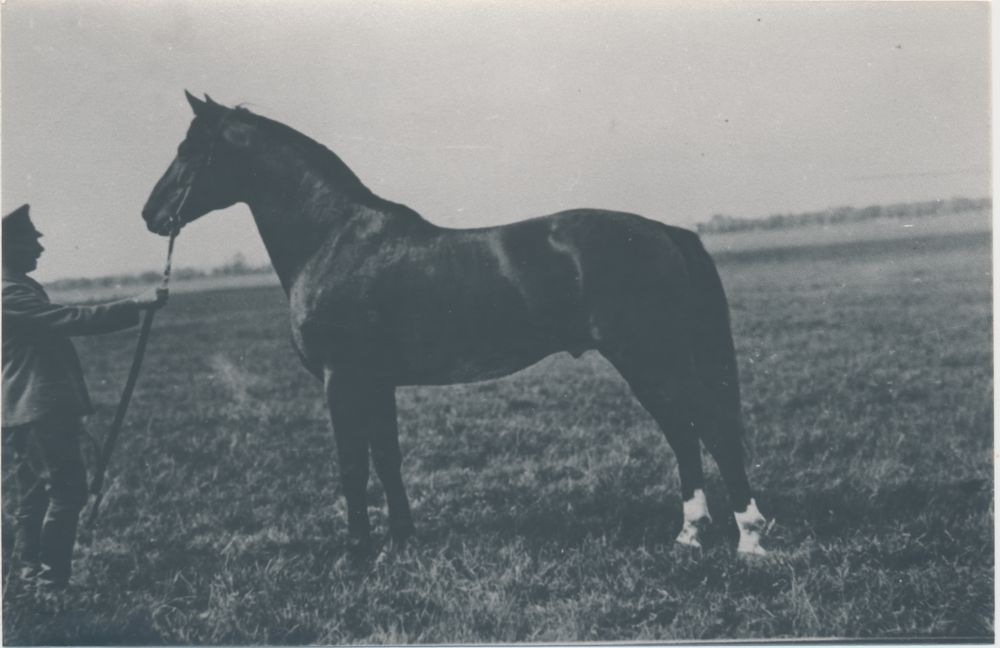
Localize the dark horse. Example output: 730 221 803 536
143 92 767 557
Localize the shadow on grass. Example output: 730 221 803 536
409 471 749 557
763 477 992 538
3 594 161 646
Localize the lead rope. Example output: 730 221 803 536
85 194 184 529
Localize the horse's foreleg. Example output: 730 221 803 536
366 383 415 545
324 368 374 558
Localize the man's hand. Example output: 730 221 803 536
133 288 169 310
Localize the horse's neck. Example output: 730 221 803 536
231 120 443 290
238 147 410 291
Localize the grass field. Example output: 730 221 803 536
3 213 993 644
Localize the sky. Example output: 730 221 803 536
1 0 992 283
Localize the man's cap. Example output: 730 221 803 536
3 205 42 239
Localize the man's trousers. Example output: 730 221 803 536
3 414 89 589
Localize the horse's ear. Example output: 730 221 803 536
185 90 226 125
186 90 209 116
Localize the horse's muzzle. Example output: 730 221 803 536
141 208 175 236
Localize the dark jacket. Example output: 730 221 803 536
2 268 140 427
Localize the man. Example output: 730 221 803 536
2 204 167 593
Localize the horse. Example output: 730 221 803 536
142 92 767 558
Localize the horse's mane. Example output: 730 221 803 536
234 107 372 197
232 107 423 221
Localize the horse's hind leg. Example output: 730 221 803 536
696 408 767 554
605 356 713 549
692 397 766 555
676 226 767 554
607 353 765 554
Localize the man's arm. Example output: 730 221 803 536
2 284 166 337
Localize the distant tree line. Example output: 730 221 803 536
696 196 992 235
46 253 274 292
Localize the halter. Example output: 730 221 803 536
163 109 231 268
162 187 186 289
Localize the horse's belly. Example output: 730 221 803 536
391 324 574 385
395 349 551 386
388 285 589 385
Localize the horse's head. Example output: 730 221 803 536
142 91 244 235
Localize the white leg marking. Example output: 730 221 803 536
676 489 711 548
734 498 767 555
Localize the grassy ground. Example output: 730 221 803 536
2 216 993 644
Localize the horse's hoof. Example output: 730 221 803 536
676 489 712 550
675 519 707 549
345 536 375 566
734 498 767 557
381 532 419 561
390 522 416 547
675 536 702 550
737 537 767 557
374 548 393 567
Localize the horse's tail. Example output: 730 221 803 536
668 227 747 458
